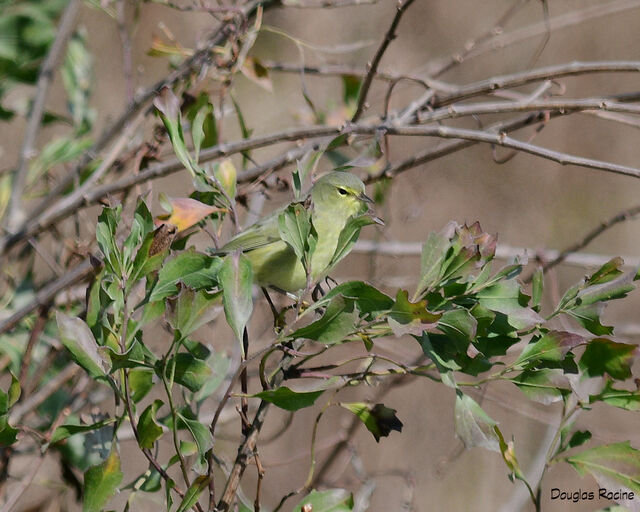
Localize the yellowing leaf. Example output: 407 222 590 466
147 34 193 58
214 159 237 201
156 196 219 232
241 57 273 92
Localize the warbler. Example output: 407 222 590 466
217 171 379 292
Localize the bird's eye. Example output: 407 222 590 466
337 188 348 196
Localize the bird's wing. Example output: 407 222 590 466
215 208 283 254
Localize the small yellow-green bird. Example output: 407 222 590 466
217 171 378 293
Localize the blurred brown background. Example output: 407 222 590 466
4 0 640 510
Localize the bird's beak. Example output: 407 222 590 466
359 192 374 205
358 192 384 224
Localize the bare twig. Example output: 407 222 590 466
425 0 640 76
282 0 379 6
432 61 640 107
5 0 81 232
351 0 416 121
17 0 275 233
261 60 455 92
116 0 134 102
0 257 97 335
357 123 640 179
0 125 340 255
18 306 49 391
419 97 640 124
430 0 530 78
525 203 640 281
9 365 79 424
352 240 640 270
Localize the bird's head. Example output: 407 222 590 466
310 171 378 220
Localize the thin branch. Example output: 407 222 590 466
9 365 79 424
311 357 422 487
356 123 640 179
6 102 640 262
0 125 340 255
352 240 640 270
526 203 640 281
419 97 640 124
425 0 640 76
282 0 379 6
351 0 416 121
5 0 81 232
261 60 456 92
18 306 49 390
116 0 134 102
17 0 275 231
0 257 98 335
432 61 640 107
0 447 46 512
398 60 640 124
429 0 530 78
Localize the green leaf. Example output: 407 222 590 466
176 475 209 512
0 415 18 446
291 296 358 344
415 230 451 297
566 304 613 336
512 369 569 405
57 312 111 378
129 369 154 403
339 402 403 442
342 75 361 106
96 205 122 274
194 351 230 402
165 353 212 392
329 214 377 269
317 281 394 320
168 288 221 339
577 270 635 306
191 106 208 161
154 88 199 177
278 203 312 265
177 412 213 461
294 149 323 199
388 290 441 337
219 252 254 345
252 386 325 411
83 448 124 512
101 338 150 372
7 372 20 408
185 92 218 151
138 400 165 449
437 308 477 345
579 338 637 380
566 430 592 451
477 281 543 330
293 489 354 512
50 418 117 445
149 249 222 302
588 257 625 285
416 332 461 375
565 442 640 500
513 331 583 369
454 392 499 451
591 381 640 411
494 426 537 503
128 208 170 286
